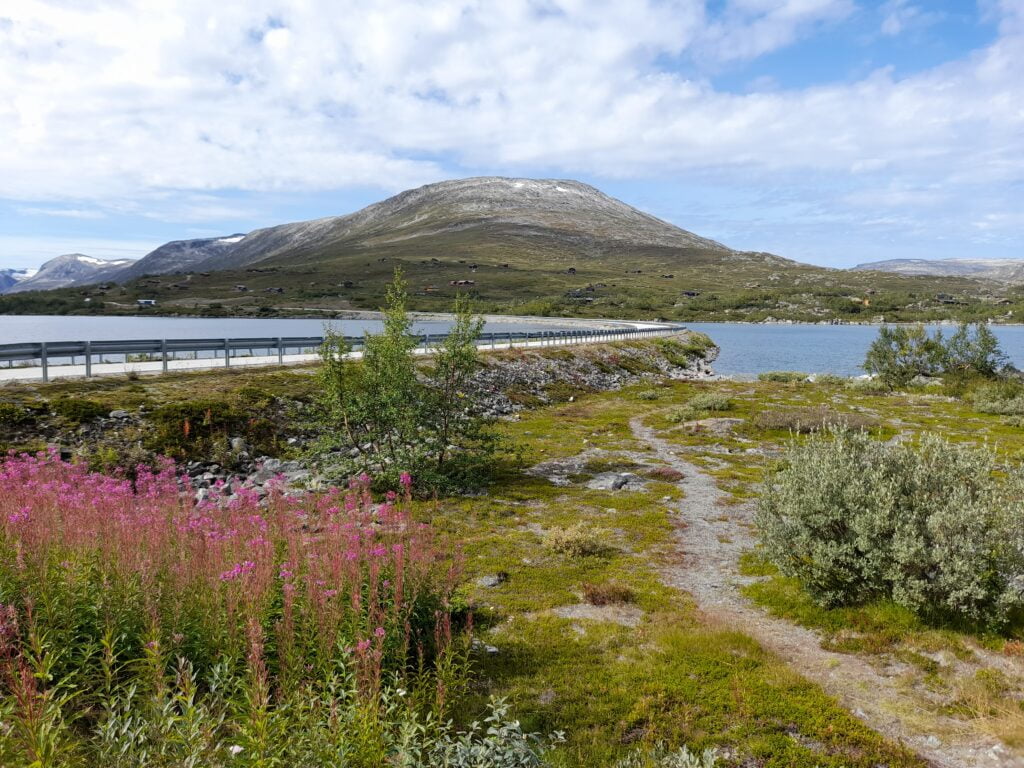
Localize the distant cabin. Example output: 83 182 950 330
137 299 157 307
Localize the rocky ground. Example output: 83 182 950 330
0 334 716 505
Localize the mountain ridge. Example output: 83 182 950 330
853 258 1024 283
4 254 136 294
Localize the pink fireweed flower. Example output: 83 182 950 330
356 638 371 653
219 561 256 581
374 626 386 638
399 472 412 490
7 506 30 524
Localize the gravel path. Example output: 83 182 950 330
629 415 1023 768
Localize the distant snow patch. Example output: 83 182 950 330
218 236 245 244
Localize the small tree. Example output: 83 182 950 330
863 325 945 389
864 322 1008 390
310 270 498 493
942 322 1007 378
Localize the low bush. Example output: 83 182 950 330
757 429 1024 628
635 389 661 401
668 392 733 423
0 402 34 427
688 392 732 412
844 377 890 393
757 371 807 383
654 333 715 367
50 396 107 424
582 582 637 606
613 744 718 768
972 380 1024 416
753 406 878 433
543 523 608 558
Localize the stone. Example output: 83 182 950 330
109 410 130 419
229 437 248 453
586 472 645 491
476 572 508 589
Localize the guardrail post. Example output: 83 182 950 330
277 338 284 365
40 342 48 382
84 341 92 378
224 339 231 367
161 339 169 372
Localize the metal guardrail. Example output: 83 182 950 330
0 325 681 382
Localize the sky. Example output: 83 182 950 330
0 0 1021 270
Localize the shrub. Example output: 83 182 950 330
148 398 269 461
972 380 1024 416
667 391 733 423
0 402 34 427
543 523 608 557
50 396 108 424
844 377 890 394
753 406 878 433
614 744 718 768
757 371 807 383
944 322 1007 377
636 389 660 401
864 323 1007 390
757 429 1024 628
863 325 945 389
688 392 732 412
582 582 637 606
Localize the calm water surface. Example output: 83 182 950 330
685 322 1024 376
0 314 579 343
4 316 1023 376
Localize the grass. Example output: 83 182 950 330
3 355 1024 764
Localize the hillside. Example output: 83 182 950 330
854 258 1024 283
0 177 1016 323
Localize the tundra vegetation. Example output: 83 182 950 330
1 325 1023 765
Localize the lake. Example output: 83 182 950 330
685 322 1024 376
0 313 588 344
3 316 1023 377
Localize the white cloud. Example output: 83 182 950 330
15 206 106 219
879 0 935 36
0 0 1021 263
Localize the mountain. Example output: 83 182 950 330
187 177 743 274
853 258 1024 283
0 267 38 293
4 177 1009 323
3 254 136 293
113 235 246 282
109 178 747 281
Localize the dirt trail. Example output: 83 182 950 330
629 415 1022 768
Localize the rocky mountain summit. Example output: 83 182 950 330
3 253 136 293
112 235 246 282
110 177 750 280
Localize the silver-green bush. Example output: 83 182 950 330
757 429 1024 627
